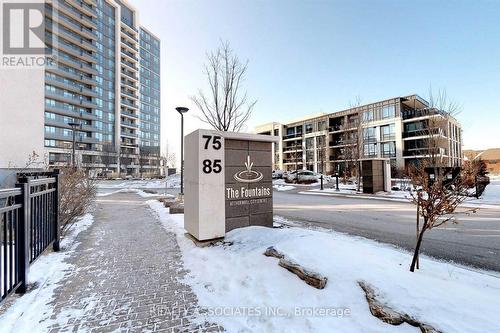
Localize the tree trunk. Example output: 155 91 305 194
356 161 361 192
410 220 427 272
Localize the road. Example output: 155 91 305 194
274 189 500 272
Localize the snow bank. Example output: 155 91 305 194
148 201 500 333
273 185 296 192
0 214 95 332
96 188 175 198
96 174 181 190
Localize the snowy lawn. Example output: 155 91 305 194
96 188 175 198
96 174 181 189
0 214 94 332
304 179 500 208
273 185 296 192
148 201 500 333
272 179 322 187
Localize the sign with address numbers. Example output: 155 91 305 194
184 129 279 241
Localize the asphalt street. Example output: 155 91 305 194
274 189 500 272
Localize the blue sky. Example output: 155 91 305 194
129 0 500 157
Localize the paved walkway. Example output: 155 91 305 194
47 192 223 333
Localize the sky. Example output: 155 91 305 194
128 0 500 162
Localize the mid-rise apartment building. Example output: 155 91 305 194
256 94 462 175
42 0 161 176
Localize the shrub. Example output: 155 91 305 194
59 167 96 235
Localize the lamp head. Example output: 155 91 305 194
175 107 189 114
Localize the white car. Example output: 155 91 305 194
286 170 321 182
272 170 284 179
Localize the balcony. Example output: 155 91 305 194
121 39 138 52
283 133 303 140
71 0 97 18
121 110 138 119
56 1 97 28
48 9 96 39
121 98 138 109
122 60 138 72
403 128 442 139
402 108 446 120
45 102 96 120
121 130 138 138
55 52 97 75
121 28 138 42
121 120 138 128
363 136 377 143
45 73 96 97
121 89 138 99
121 70 138 81
121 49 138 62
380 134 396 142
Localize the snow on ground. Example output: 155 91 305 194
468 179 500 205
304 179 500 208
273 185 296 192
272 179 322 187
147 201 500 333
0 214 95 332
96 174 181 189
96 188 175 198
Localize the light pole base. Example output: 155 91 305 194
177 193 184 202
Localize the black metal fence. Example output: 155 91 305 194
0 171 60 304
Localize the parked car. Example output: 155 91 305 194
272 170 284 179
286 170 321 182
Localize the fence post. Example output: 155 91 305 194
15 180 30 294
52 169 61 252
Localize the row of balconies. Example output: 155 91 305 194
47 6 96 39
46 73 96 97
56 0 97 29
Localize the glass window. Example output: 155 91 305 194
381 142 396 157
363 127 376 140
363 110 374 122
363 143 377 157
305 123 313 134
382 104 396 119
305 137 314 149
317 121 326 131
381 124 395 140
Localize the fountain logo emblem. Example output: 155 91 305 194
234 155 263 183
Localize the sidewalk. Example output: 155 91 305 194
1 192 223 333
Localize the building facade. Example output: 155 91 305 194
255 94 462 175
464 148 500 175
42 0 161 176
138 27 161 176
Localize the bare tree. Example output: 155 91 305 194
343 96 364 191
164 141 176 168
419 88 461 166
191 41 257 132
407 88 478 272
408 161 478 272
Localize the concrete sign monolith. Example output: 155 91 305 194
184 129 279 241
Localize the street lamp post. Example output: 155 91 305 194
68 121 80 168
175 107 189 197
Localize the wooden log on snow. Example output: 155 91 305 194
278 258 328 289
